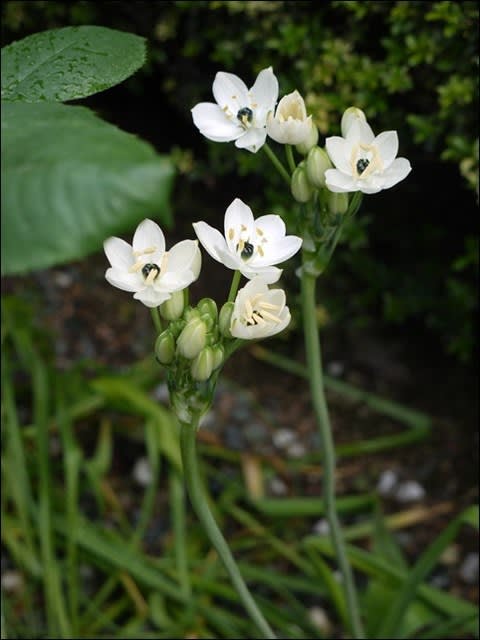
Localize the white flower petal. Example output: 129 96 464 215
240 264 282 284
325 137 351 174
252 236 303 267
191 103 243 141
193 221 228 264
249 67 279 123
346 118 375 144
375 131 399 169
217 246 244 270
105 267 141 292
325 169 358 193
254 214 286 240
213 71 249 114
224 198 254 241
380 157 412 189
132 219 165 258
164 240 201 277
104 237 133 271
133 287 170 308
234 126 267 153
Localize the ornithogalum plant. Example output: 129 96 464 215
105 66 412 640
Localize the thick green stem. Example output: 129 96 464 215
301 268 365 639
180 418 276 639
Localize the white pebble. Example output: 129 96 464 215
376 469 398 496
272 428 296 449
132 457 153 487
459 552 479 584
395 480 426 503
312 519 330 536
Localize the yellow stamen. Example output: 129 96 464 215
145 269 157 285
259 310 282 323
228 228 235 241
252 313 266 325
257 245 264 257
245 298 253 318
133 247 156 256
259 301 279 311
256 227 264 236
129 260 144 273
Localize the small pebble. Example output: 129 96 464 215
1 570 24 594
312 519 330 536
395 480 426 503
132 457 153 487
272 428 296 449
326 361 345 377
287 442 307 458
376 469 398 496
459 552 479 584
152 383 170 403
269 476 288 496
308 607 332 634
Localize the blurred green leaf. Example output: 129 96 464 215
1 26 146 102
1 102 175 275
91 377 181 470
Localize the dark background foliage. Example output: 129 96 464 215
2 0 478 364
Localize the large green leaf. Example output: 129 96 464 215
1 26 146 103
1 102 175 275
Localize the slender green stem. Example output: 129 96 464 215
300 267 365 639
285 145 296 174
227 269 242 303
150 307 163 334
263 143 291 185
169 468 191 598
180 417 276 639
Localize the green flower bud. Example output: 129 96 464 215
155 330 175 365
159 290 185 321
327 191 349 216
291 163 314 203
190 346 214 382
183 306 199 323
295 118 319 155
201 312 215 332
177 317 207 360
211 344 224 370
197 297 218 321
219 302 235 338
306 146 332 188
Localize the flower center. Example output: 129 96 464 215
356 158 370 174
240 241 254 260
351 143 383 178
230 225 268 261
237 107 253 128
141 263 160 284
129 246 169 285
243 294 282 326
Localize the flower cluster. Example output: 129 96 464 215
105 65 412 390
104 200 301 385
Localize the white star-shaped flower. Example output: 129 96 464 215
104 219 201 308
191 67 279 153
230 277 291 340
193 198 302 284
325 112 412 194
